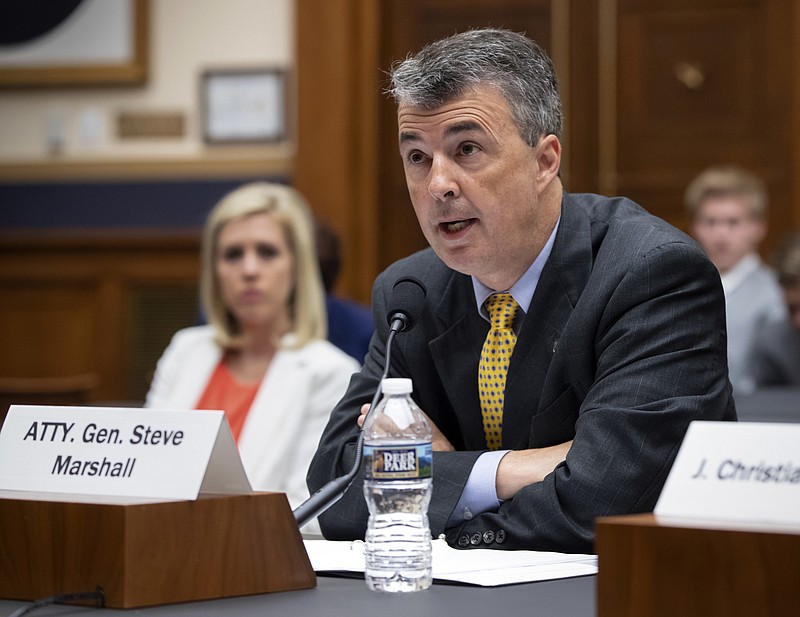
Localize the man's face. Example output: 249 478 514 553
397 84 561 291
691 196 766 274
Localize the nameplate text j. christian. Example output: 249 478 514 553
655 421 800 526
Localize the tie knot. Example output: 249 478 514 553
485 293 518 330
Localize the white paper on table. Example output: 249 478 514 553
303 539 597 586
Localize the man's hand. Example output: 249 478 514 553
357 403 455 451
495 441 573 500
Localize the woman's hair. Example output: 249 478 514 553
387 27 563 147
200 182 327 349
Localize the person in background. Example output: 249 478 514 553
146 182 359 534
684 166 786 395
314 217 374 363
308 28 735 553
751 232 800 387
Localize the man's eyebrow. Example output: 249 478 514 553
399 120 485 145
399 131 420 144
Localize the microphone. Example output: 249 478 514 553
387 276 427 334
293 276 427 529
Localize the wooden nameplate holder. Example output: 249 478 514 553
596 513 800 617
0 492 315 608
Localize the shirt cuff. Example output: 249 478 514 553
447 450 509 526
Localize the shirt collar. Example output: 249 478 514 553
472 216 561 320
720 253 760 296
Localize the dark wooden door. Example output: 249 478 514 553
613 0 796 254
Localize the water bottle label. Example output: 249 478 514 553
364 443 432 480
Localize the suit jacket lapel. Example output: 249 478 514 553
429 271 491 451
503 193 594 449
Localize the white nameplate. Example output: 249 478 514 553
655 421 800 525
0 405 251 501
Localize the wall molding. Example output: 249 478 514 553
0 150 292 183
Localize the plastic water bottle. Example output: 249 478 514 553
362 377 433 592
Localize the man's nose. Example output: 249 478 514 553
428 157 458 201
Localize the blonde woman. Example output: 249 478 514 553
146 183 359 533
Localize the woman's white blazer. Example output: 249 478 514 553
145 325 359 534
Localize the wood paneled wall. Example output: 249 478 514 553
0 232 201 404
612 0 798 251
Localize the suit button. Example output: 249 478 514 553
482 530 495 544
457 535 470 548
495 529 506 544
470 532 482 546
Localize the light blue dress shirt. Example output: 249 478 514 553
449 217 560 526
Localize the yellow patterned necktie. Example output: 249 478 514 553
478 293 520 450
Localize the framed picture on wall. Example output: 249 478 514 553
201 68 287 145
0 0 148 88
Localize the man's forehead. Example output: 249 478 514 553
397 89 510 141
699 195 753 216
398 119 486 144
398 84 505 113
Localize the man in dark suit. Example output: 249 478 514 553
307 28 736 553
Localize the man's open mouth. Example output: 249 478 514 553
441 219 475 233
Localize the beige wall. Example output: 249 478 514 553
0 0 294 166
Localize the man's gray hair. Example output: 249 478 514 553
387 28 563 147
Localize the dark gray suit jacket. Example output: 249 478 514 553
308 192 737 553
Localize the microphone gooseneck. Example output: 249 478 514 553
293 277 427 529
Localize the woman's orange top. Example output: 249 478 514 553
195 361 260 443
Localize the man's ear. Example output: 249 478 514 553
536 134 561 186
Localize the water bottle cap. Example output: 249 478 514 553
381 377 413 395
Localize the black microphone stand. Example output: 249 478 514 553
292 317 405 529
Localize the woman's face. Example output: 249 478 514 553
215 212 294 333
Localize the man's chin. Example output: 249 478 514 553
433 246 473 273
437 249 486 281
